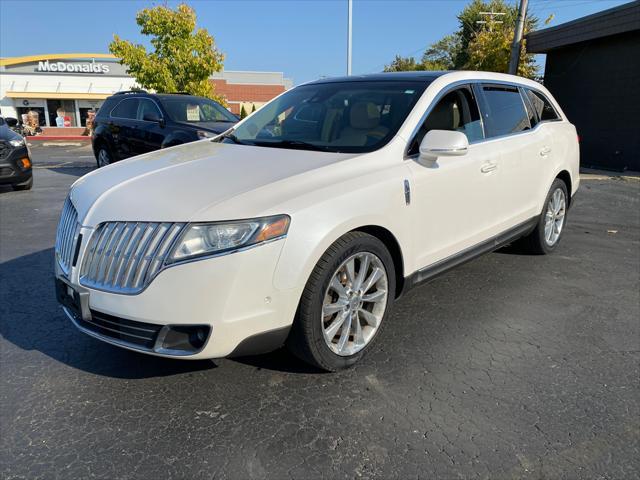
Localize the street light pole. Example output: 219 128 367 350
347 0 352 76
508 0 529 75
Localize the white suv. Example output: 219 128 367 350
55 71 579 371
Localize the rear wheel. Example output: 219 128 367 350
286 232 395 371
96 145 113 168
519 178 569 254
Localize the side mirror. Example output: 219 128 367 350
143 112 164 126
5 117 18 127
419 130 469 165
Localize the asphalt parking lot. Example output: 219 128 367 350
1 143 639 479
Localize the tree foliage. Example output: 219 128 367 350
110 3 225 102
384 0 538 78
240 105 248 119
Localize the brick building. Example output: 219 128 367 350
210 71 293 115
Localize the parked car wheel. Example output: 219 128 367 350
287 232 395 371
520 178 569 254
96 145 113 168
11 176 33 191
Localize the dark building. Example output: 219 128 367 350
526 1 640 171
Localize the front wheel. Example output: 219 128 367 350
519 178 569 254
286 232 395 371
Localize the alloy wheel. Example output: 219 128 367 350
321 252 388 356
97 148 111 167
544 187 566 246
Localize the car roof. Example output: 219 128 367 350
306 71 449 85
110 91 209 100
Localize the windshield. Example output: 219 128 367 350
161 96 237 123
223 81 429 153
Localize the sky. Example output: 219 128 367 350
0 0 632 85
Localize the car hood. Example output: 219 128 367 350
71 140 354 226
0 124 21 142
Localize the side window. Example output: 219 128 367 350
110 98 139 120
478 84 530 138
520 87 538 128
408 86 484 156
138 99 162 121
525 88 560 122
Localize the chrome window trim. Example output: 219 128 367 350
404 78 565 160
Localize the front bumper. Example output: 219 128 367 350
0 145 32 186
55 235 300 359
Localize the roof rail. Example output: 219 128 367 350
114 89 147 95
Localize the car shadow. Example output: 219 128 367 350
0 248 218 379
0 248 329 378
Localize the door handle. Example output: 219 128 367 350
480 162 497 173
540 146 552 156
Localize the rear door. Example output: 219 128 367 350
475 83 545 227
406 84 504 269
108 98 140 159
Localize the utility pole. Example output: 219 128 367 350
347 0 353 75
508 0 529 75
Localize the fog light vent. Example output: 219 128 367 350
156 325 210 354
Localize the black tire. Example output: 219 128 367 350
95 144 113 168
286 232 396 371
518 178 569 255
11 177 33 191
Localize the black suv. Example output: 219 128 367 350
92 91 238 167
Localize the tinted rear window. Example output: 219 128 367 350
525 88 560 122
479 85 530 138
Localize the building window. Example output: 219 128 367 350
16 107 46 127
47 100 77 127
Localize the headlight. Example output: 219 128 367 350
168 215 290 263
9 138 25 147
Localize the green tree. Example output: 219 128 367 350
384 0 538 78
466 27 537 78
251 104 256 113
383 55 422 72
240 105 248 119
420 34 460 70
110 3 225 102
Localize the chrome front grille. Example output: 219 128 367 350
55 197 80 275
80 221 185 294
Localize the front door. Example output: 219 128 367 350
133 99 167 155
405 85 502 270
108 97 139 159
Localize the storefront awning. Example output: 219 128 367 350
5 91 110 100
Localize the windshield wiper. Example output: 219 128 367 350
251 139 332 152
219 131 248 145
